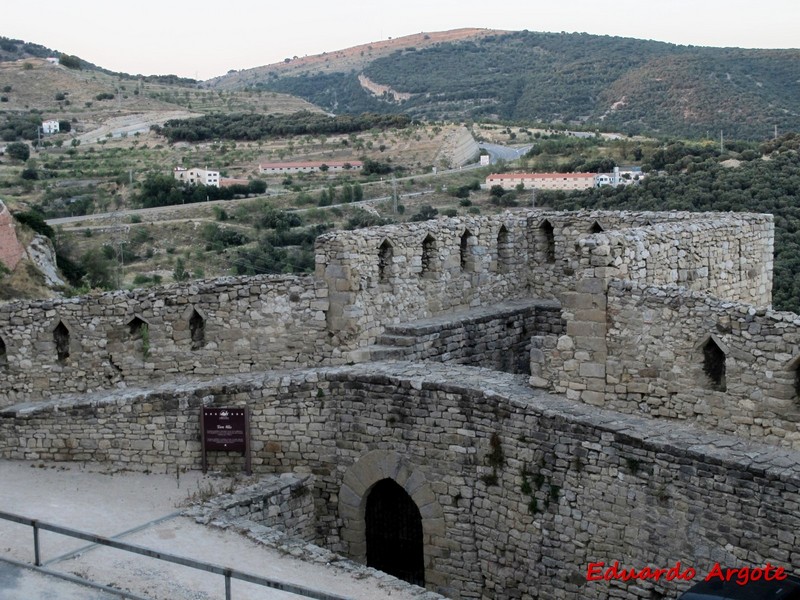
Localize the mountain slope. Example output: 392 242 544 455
222 30 800 139
207 28 506 88
0 57 320 143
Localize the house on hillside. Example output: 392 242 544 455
41 120 60 135
173 167 220 188
259 160 363 175
596 167 645 187
484 172 596 191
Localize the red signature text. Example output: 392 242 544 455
586 561 788 587
587 561 696 583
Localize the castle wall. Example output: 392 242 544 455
185 474 317 543
2 363 798 600
0 210 779 419
368 299 565 374
604 281 800 447
0 275 330 407
600 217 773 305
539 213 782 441
316 210 701 353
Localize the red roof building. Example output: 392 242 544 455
485 172 597 191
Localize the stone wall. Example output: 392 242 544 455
602 281 799 447
3 363 798 600
0 275 329 407
318 210 772 354
367 299 564 375
600 217 773 305
534 214 795 447
0 209 774 403
185 473 317 542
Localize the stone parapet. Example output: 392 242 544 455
2 362 799 599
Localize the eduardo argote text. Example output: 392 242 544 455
587 561 788 586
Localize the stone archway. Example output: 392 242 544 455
338 450 445 591
366 478 424 585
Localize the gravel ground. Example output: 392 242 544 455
0 460 433 600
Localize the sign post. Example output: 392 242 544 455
200 406 251 475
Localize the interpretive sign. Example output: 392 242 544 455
200 406 251 474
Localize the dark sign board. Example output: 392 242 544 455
203 407 247 451
201 406 251 474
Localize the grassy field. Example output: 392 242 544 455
0 58 578 297
2 107 515 295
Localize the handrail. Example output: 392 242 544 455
0 510 352 600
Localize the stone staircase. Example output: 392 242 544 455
358 299 564 374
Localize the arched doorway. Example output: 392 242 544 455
365 478 425 586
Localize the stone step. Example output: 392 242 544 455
376 333 418 347
363 345 408 361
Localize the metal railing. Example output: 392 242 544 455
0 510 352 600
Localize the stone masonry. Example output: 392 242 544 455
2 362 799 599
0 207 797 599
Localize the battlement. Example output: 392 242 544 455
2 208 798 600
0 209 784 440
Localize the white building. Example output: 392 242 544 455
596 167 644 187
485 172 597 191
41 120 60 135
173 167 220 188
259 161 363 175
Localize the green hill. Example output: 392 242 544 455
232 31 800 139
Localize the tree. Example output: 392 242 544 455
13 211 54 238
247 179 267 194
20 167 38 180
352 182 364 202
5 142 30 161
490 185 506 198
80 249 115 289
58 54 82 69
410 205 439 222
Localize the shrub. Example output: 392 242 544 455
5 142 30 161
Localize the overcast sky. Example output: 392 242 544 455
4 0 798 80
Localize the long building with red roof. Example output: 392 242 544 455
485 172 597 191
259 161 363 175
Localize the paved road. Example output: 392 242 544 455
479 143 532 163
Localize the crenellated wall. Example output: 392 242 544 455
576 281 800 447
0 209 781 421
317 209 767 351
2 363 798 600
532 213 797 448
0 275 330 406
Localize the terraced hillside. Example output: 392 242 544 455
214 30 800 139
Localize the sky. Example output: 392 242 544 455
3 0 799 80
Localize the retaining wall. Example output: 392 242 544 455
2 363 798 600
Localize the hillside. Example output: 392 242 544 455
221 30 800 139
207 28 506 88
0 57 320 144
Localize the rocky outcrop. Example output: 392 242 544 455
0 200 25 271
25 235 65 288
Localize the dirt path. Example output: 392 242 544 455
78 111 201 144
